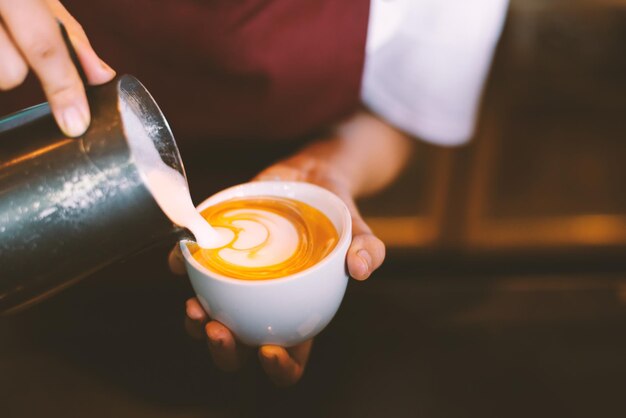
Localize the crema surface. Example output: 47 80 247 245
190 197 338 280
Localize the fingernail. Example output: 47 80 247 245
186 304 204 321
187 310 203 321
261 348 279 364
357 249 371 272
206 325 225 347
99 59 116 76
61 106 89 137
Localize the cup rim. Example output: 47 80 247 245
180 181 352 286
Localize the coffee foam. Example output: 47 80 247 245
215 208 299 268
191 197 339 280
121 104 222 248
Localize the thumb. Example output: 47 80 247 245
341 195 386 281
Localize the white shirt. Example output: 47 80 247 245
363 0 510 146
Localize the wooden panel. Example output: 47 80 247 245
464 1 626 250
360 143 453 248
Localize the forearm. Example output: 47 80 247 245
301 111 415 198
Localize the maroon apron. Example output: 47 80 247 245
1 0 370 145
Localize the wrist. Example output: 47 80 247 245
285 111 414 198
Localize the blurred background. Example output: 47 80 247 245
2 0 626 417
363 0 626 259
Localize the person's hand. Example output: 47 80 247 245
170 111 411 386
0 0 115 136
253 153 386 283
168 147 387 387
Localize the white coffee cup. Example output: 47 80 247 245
180 181 352 347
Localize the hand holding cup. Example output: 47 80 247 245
169 156 386 386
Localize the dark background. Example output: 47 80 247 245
2 0 626 417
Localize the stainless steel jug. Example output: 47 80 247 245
0 75 187 314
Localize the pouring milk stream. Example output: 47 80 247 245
122 105 233 249
122 105 303 271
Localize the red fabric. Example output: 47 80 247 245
0 1 370 145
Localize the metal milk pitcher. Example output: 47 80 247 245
0 75 186 314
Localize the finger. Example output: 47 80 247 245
184 298 207 340
0 23 28 90
258 340 313 387
205 321 248 372
341 196 386 280
253 164 305 182
0 0 89 137
186 297 207 322
184 316 205 340
347 233 386 280
46 0 115 85
168 245 186 275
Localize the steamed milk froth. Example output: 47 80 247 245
121 105 223 248
216 208 299 267
190 197 339 280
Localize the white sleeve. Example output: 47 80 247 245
362 0 509 146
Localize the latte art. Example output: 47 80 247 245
190 197 339 280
